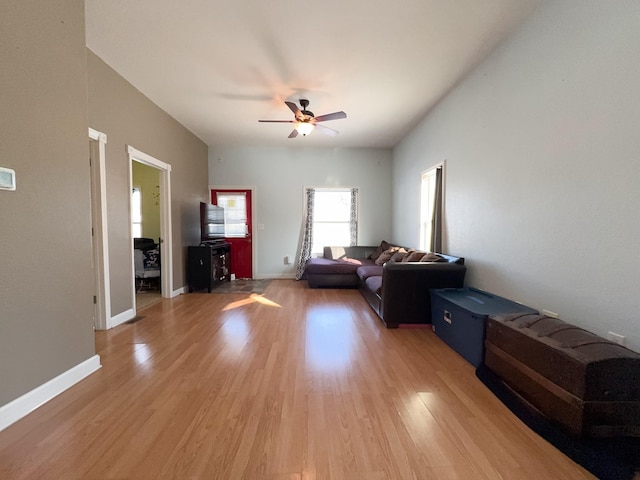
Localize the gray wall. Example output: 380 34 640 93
0 0 95 406
209 147 393 278
87 51 209 315
393 0 640 350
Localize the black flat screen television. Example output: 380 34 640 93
200 202 225 242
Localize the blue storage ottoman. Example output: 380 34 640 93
430 287 537 367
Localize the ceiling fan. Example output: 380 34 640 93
259 99 347 138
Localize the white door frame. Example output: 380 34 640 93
88 128 111 330
128 145 173 311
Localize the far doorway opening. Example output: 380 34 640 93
132 161 162 309
128 145 173 318
211 189 254 279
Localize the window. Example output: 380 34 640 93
131 187 142 238
420 165 443 252
295 187 358 280
215 192 248 237
311 188 358 255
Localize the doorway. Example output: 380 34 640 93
128 146 173 315
132 161 162 309
89 128 111 330
211 188 254 279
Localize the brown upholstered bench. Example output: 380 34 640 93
485 313 640 437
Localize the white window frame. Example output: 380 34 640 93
311 187 358 255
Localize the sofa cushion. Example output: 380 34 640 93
420 252 446 262
375 247 401 265
356 265 383 281
365 275 383 296
368 240 394 261
403 250 427 262
400 249 416 261
390 248 409 262
304 257 362 275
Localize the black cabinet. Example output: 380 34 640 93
188 242 231 292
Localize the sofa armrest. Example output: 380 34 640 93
380 262 467 327
323 245 378 260
436 253 465 265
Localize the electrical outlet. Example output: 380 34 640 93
542 309 559 318
284 256 289 265
607 331 626 346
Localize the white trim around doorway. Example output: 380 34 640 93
127 146 174 312
88 128 111 330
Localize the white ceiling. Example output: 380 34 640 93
85 0 540 149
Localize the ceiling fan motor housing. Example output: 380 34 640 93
299 99 314 119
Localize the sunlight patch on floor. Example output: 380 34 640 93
222 293 281 311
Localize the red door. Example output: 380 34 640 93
211 189 253 279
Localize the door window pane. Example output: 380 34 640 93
216 193 248 237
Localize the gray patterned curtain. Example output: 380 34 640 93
295 188 315 280
430 167 443 252
349 188 358 246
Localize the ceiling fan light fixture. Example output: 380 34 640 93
296 121 315 136
259 100 346 138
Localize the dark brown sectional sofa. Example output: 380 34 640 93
303 242 466 328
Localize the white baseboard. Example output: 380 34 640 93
254 273 296 280
0 355 101 432
171 286 185 297
109 308 135 328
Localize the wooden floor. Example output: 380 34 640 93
0 280 595 480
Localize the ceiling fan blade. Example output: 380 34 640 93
288 129 299 138
313 111 347 123
315 124 339 137
258 120 295 123
285 101 302 119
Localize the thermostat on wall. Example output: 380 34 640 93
0 167 16 191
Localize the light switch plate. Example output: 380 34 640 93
0 167 16 191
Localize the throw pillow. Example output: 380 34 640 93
368 240 393 261
404 250 427 262
375 247 400 265
419 252 445 262
400 248 417 262
390 248 408 262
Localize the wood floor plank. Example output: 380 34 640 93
0 280 596 479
